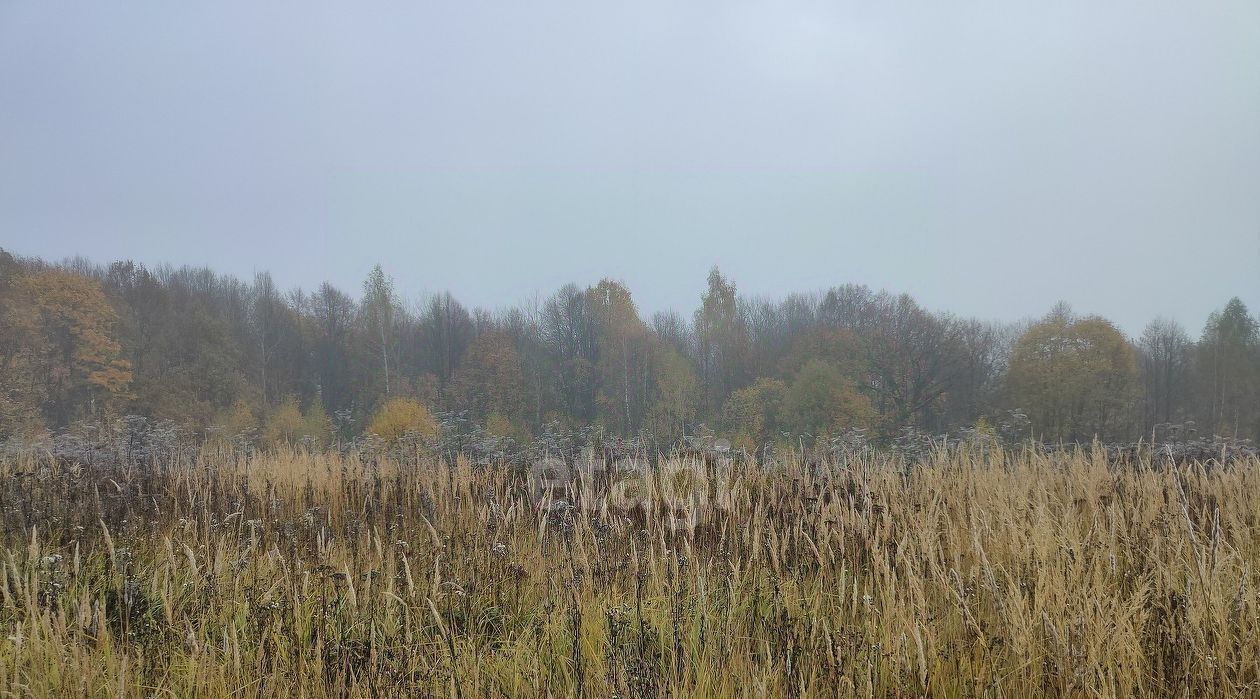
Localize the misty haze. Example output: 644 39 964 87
1 3 1258 697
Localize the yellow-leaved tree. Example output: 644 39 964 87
785 359 874 437
262 396 330 447
722 377 787 449
0 268 132 433
1006 305 1137 442
367 398 439 442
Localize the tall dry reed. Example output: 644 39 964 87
0 445 1256 697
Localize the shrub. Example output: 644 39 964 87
367 398 439 441
262 397 305 446
262 396 331 447
212 398 258 438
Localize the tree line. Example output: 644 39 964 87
1 248 1256 448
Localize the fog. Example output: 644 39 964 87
2 1 1256 333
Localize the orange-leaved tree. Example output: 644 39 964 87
1 268 132 432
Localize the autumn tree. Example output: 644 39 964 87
367 397 439 442
862 294 965 435
784 360 873 437
723 377 787 447
542 283 599 423
103 262 246 427
651 309 692 356
0 253 42 434
1137 317 1192 430
1006 306 1138 441
1196 298 1258 438
490 303 550 431
242 274 309 410
647 344 699 441
3 249 1250 446
817 284 880 334
307 282 357 415
255 393 332 447
585 279 656 434
743 293 820 379
942 319 1010 428
449 331 528 430
415 292 475 392
362 265 398 397
779 326 866 378
695 267 749 418
0 269 132 431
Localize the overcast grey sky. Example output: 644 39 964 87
1 1 1256 334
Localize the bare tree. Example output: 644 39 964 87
1138 317 1191 430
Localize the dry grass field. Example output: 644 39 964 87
1 445 1257 697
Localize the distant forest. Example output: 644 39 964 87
1 247 1256 448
